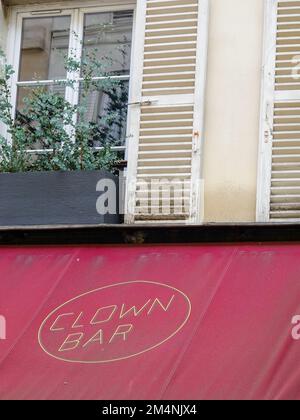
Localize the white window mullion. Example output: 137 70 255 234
64 8 83 138
66 9 83 110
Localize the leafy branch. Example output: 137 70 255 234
0 35 129 173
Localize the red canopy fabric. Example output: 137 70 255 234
0 243 300 400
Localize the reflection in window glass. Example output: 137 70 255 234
79 80 129 147
17 84 66 113
16 85 66 150
19 16 71 81
83 11 133 76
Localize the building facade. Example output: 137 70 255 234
0 0 296 224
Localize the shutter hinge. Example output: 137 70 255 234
192 131 201 153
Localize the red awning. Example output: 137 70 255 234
0 243 300 400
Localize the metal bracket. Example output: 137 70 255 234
128 100 155 107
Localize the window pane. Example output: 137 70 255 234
82 11 133 76
79 80 129 147
16 85 66 150
17 84 66 113
19 16 71 81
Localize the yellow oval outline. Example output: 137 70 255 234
38 281 192 364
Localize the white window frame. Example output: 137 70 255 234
4 0 137 154
256 0 278 222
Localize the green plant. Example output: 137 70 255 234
0 42 128 173
0 49 29 172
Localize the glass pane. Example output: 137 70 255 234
17 84 66 113
19 16 71 81
16 85 66 150
79 80 129 147
82 11 133 76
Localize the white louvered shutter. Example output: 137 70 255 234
258 0 300 222
126 0 208 223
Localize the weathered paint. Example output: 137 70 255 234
203 0 264 222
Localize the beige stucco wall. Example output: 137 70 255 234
202 0 264 222
0 1 7 51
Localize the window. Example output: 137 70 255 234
9 3 135 155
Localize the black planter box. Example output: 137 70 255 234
0 170 121 226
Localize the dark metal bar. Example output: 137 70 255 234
0 223 300 246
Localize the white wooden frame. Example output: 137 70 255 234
190 0 209 224
3 0 137 151
125 0 210 225
256 0 278 222
124 0 146 224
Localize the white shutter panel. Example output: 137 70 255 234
258 0 300 222
126 0 208 223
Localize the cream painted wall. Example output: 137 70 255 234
0 1 7 51
202 0 264 222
